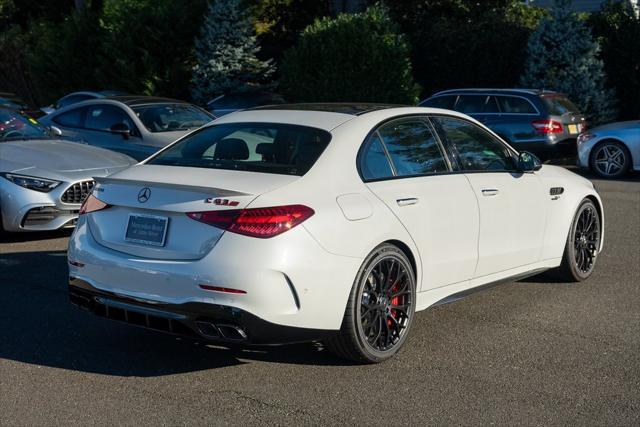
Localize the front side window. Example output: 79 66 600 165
432 116 516 172
148 123 331 176
376 118 448 177
85 105 136 133
133 104 212 133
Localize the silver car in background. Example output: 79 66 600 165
0 107 136 233
39 96 214 161
578 120 640 178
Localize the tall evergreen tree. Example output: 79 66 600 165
520 0 616 125
191 0 274 105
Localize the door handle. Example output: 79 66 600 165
396 198 419 207
481 189 499 197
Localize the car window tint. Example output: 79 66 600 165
53 107 85 128
433 116 516 172
360 133 393 180
496 96 536 114
541 96 579 115
378 119 448 176
484 96 500 113
85 105 135 133
454 95 488 114
420 96 456 110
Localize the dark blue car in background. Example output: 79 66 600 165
420 88 586 159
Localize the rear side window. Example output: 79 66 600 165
541 96 579 115
420 96 456 110
496 96 537 114
360 133 393 180
377 118 449 176
53 107 85 128
433 116 516 172
148 123 331 176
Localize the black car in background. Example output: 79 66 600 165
420 89 586 158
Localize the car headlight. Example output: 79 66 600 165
577 133 596 144
1 173 61 192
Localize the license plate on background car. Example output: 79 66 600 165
568 124 578 134
125 214 168 246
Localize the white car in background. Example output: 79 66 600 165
67 104 604 363
577 120 640 178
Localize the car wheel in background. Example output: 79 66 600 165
324 243 416 363
590 140 630 179
552 199 601 282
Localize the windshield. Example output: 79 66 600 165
148 122 331 176
542 95 580 115
132 104 212 133
0 109 48 141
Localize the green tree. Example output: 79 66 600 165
590 0 640 120
280 4 420 103
191 0 275 105
380 0 546 98
520 0 617 124
99 0 207 100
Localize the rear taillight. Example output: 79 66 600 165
79 194 110 215
187 204 314 238
532 120 563 134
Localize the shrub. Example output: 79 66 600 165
590 1 640 120
280 4 420 104
520 0 617 125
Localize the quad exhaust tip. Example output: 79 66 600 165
195 321 247 341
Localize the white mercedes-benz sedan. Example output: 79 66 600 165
67 104 604 363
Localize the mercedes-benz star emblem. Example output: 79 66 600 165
137 187 151 203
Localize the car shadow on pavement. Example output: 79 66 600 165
0 250 353 377
0 229 73 243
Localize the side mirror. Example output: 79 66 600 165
110 122 131 139
48 125 63 137
518 151 542 172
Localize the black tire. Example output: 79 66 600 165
590 140 631 179
323 243 416 363
552 199 601 282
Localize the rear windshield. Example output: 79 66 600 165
542 96 579 115
148 123 331 176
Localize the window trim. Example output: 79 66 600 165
423 93 541 116
357 114 454 183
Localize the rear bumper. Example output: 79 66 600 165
69 278 325 344
512 137 577 157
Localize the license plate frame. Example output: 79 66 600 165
125 213 169 247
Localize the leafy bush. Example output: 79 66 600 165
280 4 419 103
520 0 617 125
590 1 640 120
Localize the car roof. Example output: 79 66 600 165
104 95 191 107
430 88 560 97
251 103 405 116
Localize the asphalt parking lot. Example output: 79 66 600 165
1 170 639 425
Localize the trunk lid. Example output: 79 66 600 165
87 164 298 260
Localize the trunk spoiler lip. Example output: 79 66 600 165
94 176 251 197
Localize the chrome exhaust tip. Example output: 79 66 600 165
216 324 247 341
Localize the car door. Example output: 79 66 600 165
431 115 547 278
360 117 480 291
